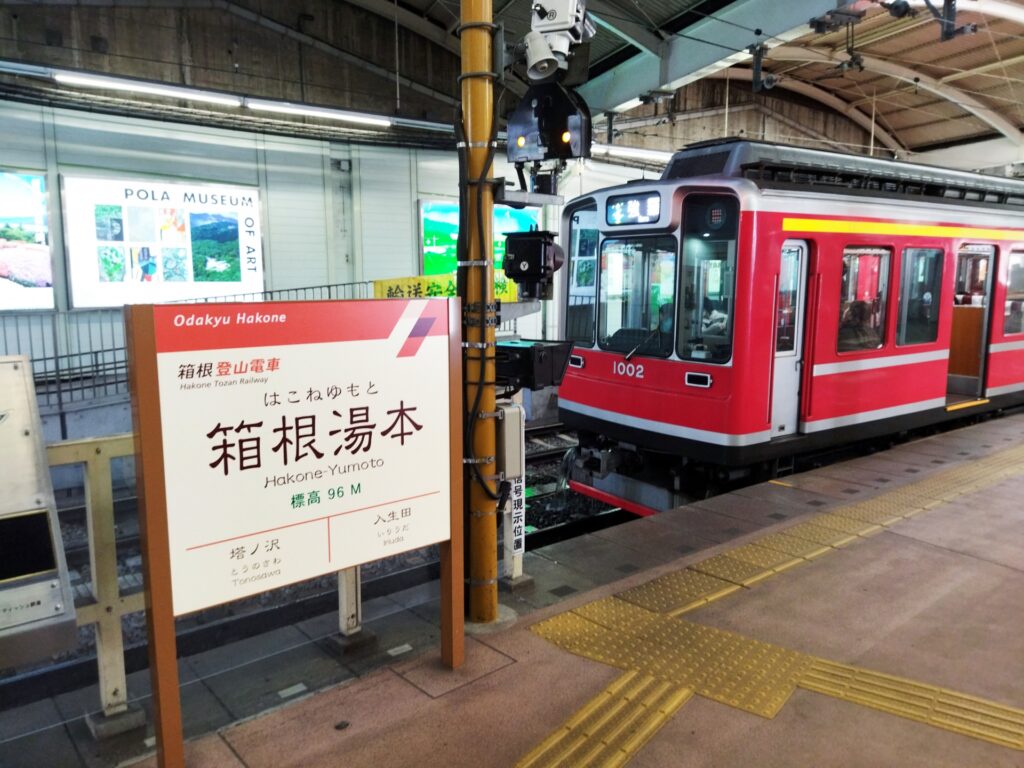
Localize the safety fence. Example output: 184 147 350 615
3 281 524 412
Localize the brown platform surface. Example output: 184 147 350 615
5 414 1023 768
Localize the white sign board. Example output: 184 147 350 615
148 299 454 615
62 175 263 308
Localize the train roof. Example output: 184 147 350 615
661 138 1024 210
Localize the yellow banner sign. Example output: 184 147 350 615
373 273 517 302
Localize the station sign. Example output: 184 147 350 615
133 299 457 615
63 175 264 308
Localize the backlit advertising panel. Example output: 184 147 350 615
63 176 264 307
0 171 52 310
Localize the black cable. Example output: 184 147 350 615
454 53 505 502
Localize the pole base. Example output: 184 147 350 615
465 603 518 635
499 574 535 595
323 629 378 657
85 704 146 741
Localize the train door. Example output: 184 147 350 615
947 244 995 398
772 240 808 435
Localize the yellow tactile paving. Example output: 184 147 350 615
520 437 1024 765
810 512 884 538
782 520 858 548
726 542 805 573
829 503 904 527
615 568 741 616
751 531 832 560
800 660 1024 750
573 596 663 634
688 554 774 586
515 670 694 768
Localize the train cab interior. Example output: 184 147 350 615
563 192 739 365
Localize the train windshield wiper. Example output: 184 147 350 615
625 327 660 361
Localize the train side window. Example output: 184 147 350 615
776 244 803 354
897 248 943 346
837 246 890 353
1005 251 1024 335
565 201 599 345
679 195 738 364
954 245 993 306
597 236 677 358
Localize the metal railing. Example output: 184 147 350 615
3 281 525 411
1 282 376 411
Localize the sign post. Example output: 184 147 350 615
127 298 463 767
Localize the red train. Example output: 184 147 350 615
558 139 1024 513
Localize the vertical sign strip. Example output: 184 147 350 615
441 298 465 669
126 305 184 768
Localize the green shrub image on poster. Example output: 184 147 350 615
97 246 126 282
190 212 240 282
421 201 540 277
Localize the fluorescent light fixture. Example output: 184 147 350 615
0 58 51 78
245 98 392 128
53 71 242 107
392 116 454 133
591 143 674 163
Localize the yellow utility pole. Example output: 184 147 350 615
460 0 498 622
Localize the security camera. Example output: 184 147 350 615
524 30 558 80
523 0 594 82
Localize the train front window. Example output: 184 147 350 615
597 236 677 358
679 195 739 364
565 201 599 345
838 246 890 352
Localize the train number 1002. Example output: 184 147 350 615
612 361 645 379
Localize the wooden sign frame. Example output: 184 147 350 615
126 300 464 768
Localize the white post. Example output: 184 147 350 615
337 567 362 636
501 405 526 580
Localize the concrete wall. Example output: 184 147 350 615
0 1 458 122
606 79 872 156
0 98 541 309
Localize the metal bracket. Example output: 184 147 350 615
465 302 500 313
465 316 500 328
463 456 495 465
458 260 490 268
476 410 503 420
462 341 496 349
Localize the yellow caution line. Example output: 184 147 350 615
515 671 693 768
946 398 991 412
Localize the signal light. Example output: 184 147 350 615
506 83 592 163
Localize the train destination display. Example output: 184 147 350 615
144 299 455 615
63 176 264 308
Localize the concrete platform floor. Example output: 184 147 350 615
3 413 1023 767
